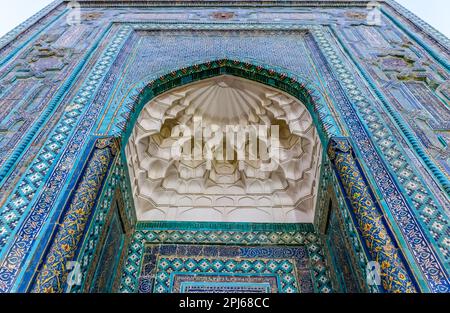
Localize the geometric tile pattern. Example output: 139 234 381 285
0 25 132 292
119 229 332 293
112 24 450 285
0 1 61 50
89 210 125 293
311 28 450 292
329 32 450 260
153 256 298 293
103 22 450 291
0 0 449 294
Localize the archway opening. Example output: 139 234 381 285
125 75 322 223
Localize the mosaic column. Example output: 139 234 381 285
327 137 416 293
32 137 119 293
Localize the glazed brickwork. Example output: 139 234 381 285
0 0 449 293
119 224 332 293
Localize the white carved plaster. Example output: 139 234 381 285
126 75 322 223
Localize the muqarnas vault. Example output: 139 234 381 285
0 0 449 293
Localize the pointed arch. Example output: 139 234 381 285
119 59 342 150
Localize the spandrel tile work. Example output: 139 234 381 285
0 0 448 293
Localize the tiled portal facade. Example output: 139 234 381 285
0 0 449 293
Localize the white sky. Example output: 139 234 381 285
0 0 449 38
396 0 450 37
